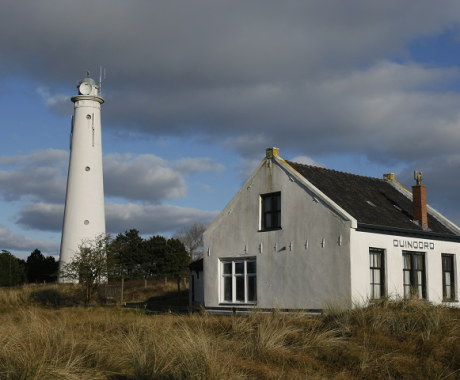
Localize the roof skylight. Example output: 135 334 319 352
366 201 377 208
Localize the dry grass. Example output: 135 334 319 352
1 286 460 379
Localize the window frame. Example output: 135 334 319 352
402 251 426 299
220 258 257 304
369 248 385 300
442 254 455 302
260 192 281 231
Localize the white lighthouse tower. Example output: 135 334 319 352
59 70 106 280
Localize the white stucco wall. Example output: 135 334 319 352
203 157 354 310
350 229 460 305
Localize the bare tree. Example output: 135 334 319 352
173 222 207 262
59 234 112 304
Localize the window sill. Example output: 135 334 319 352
442 299 459 303
258 227 282 233
219 302 257 306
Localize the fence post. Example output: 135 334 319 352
145 279 147 289
164 277 167 285
121 276 124 306
177 276 181 307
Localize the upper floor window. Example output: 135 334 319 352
261 192 281 230
370 248 385 300
403 251 426 299
442 254 455 301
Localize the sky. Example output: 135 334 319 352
2 1 460 259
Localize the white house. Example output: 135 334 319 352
190 147 460 311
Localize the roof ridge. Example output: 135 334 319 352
285 160 385 182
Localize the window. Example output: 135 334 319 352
221 259 256 303
442 254 455 301
403 251 426 299
261 192 281 230
370 248 385 300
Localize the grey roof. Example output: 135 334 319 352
286 161 456 236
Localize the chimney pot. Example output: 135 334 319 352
265 147 279 159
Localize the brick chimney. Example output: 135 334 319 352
412 171 428 228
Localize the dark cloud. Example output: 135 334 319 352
17 201 218 236
0 223 60 254
1 1 459 163
2 1 460 234
396 156 460 227
0 150 224 204
0 149 68 203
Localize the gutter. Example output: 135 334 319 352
357 223 460 242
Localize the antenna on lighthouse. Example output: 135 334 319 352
99 66 106 96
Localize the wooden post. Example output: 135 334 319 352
145 279 147 289
177 276 181 307
164 277 167 285
121 276 124 306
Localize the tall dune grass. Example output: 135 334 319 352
1 286 460 379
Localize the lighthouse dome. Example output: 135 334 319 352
80 77 97 85
80 70 97 86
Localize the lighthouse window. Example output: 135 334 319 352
85 166 90 171
84 220 89 225
86 114 91 119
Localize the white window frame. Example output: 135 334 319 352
220 258 257 304
369 248 385 300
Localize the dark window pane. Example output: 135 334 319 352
276 211 281 227
266 214 272 228
236 276 244 301
265 197 272 212
275 195 281 210
235 262 244 274
224 277 232 301
443 256 452 271
247 261 256 274
223 263 232 275
248 276 257 301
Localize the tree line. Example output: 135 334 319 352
0 249 59 287
1 223 207 288
108 229 190 280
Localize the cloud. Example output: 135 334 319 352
0 223 60 254
0 150 225 204
394 155 460 226
235 157 263 183
16 201 218 236
105 202 218 235
0 1 459 165
103 153 187 202
36 86 69 112
290 156 323 167
172 157 225 175
16 203 64 232
0 149 68 203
